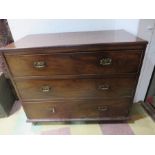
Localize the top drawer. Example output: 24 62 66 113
5 50 142 77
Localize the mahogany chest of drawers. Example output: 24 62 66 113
0 30 147 122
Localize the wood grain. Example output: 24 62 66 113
5 50 142 77
23 98 132 120
15 77 136 101
0 30 148 122
2 30 147 49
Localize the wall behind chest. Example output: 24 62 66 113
8 19 139 41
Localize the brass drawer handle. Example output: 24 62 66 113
49 107 56 113
97 106 108 112
47 107 56 113
100 58 112 66
98 85 110 91
33 61 46 69
42 85 51 92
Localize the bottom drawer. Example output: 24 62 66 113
23 98 132 121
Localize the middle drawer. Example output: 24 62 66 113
15 77 136 101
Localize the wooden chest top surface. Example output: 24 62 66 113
2 30 147 50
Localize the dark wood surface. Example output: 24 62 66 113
0 30 148 122
15 77 136 101
2 30 146 49
5 50 142 77
23 98 131 119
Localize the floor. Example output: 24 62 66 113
0 101 155 135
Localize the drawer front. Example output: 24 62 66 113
23 98 132 119
5 51 142 77
15 77 136 101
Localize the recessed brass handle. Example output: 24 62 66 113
33 61 46 69
98 85 110 91
98 106 108 112
47 107 55 113
42 85 51 93
49 107 56 113
100 58 112 66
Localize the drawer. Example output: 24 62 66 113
5 50 142 77
15 77 136 101
23 98 132 120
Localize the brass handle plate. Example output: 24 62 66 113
98 85 110 91
97 106 108 112
100 58 112 66
42 85 51 93
47 107 56 113
33 61 46 69
50 107 55 113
